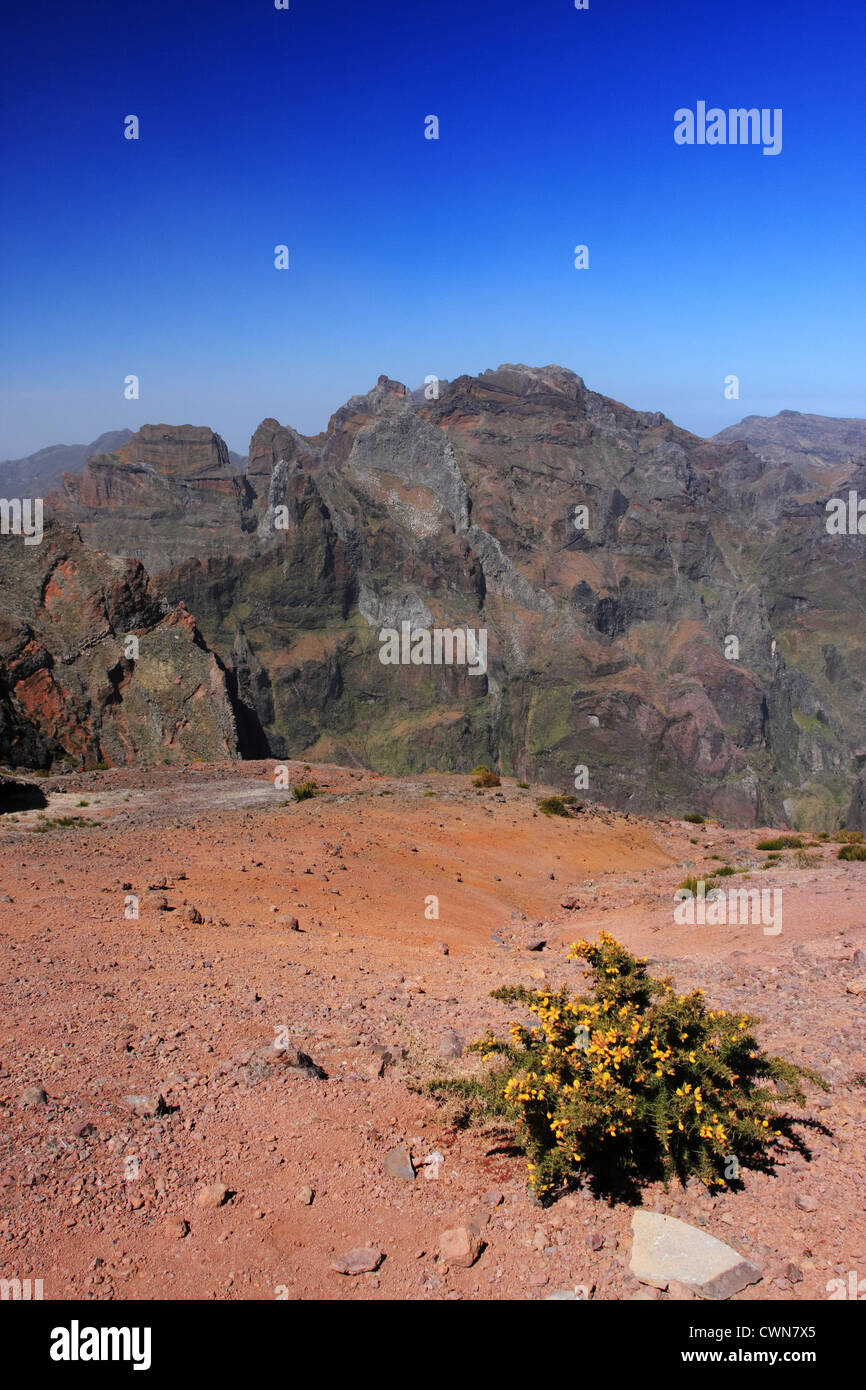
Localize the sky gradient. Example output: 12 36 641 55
1 0 864 458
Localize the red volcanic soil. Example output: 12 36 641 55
1 762 864 1301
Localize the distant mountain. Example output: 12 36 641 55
0 431 247 497
714 411 866 476
0 430 134 498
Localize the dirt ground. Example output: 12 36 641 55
1 762 864 1301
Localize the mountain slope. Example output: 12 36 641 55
35 367 866 827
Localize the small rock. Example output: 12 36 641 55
846 977 866 996
853 949 866 970
187 907 204 924
122 1093 166 1118
666 1279 696 1300
296 1185 314 1206
437 1029 464 1060
20 1086 47 1108
439 1224 483 1268
795 1194 819 1212
196 1182 229 1210
785 1262 803 1283
332 1247 382 1275
588 1232 604 1251
164 1217 189 1239
383 1146 415 1182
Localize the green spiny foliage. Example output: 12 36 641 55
537 795 577 817
430 933 826 1201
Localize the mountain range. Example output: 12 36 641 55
2 367 864 830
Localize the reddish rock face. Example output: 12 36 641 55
0 528 240 770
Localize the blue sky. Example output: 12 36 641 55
1 0 864 458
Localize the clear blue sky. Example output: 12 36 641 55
1 0 864 458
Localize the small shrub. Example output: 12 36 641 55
29 816 98 832
537 796 574 818
291 780 318 802
678 875 718 895
424 790 436 797
77 799 90 807
431 933 826 1199
683 813 705 824
517 781 530 789
715 865 736 878
473 768 501 788
756 836 804 851
838 843 866 861
793 850 822 868
835 829 865 845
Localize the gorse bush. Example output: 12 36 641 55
683 813 706 824
838 843 866 861
291 780 318 801
472 766 501 788
433 933 825 1200
756 836 804 851
537 795 577 817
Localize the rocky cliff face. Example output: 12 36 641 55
54 425 257 575
29 368 866 825
0 430 133 498
0 527 240 770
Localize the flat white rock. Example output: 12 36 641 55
630 1210 762 1300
